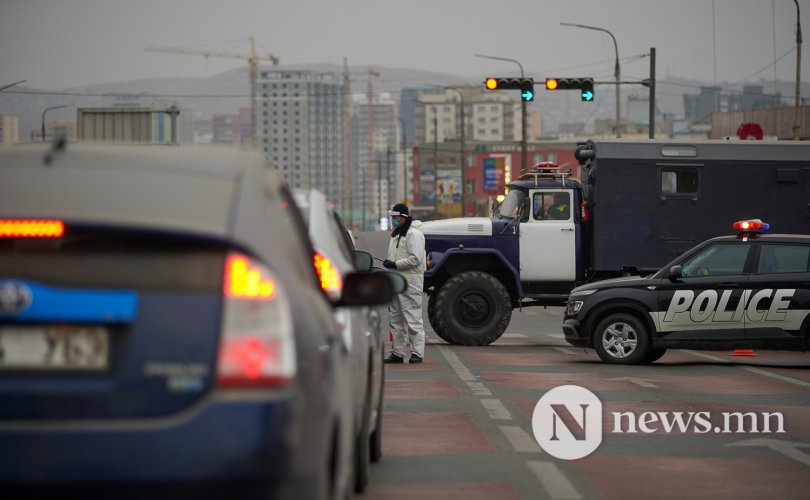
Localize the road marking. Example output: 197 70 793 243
684 350 810 388
502 333 528 338
481 398 512 420
466 381 492 396
499 425 542 453
436 345 476 381
607 376 660 388
554 347 577 355
728 438 810 468
526 461 583 499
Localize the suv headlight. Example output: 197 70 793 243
566 300 584 315
569 288 597 297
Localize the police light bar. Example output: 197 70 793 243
732 219 769 232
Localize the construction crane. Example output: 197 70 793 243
145 37 279 148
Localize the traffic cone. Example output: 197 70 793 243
730 349 757 357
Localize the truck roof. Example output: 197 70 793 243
578 138 810 162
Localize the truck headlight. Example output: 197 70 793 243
566 301 584 315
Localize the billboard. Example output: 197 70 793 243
436 169 461 204
483 157 506 193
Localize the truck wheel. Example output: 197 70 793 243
427 293 452 343
593 313 650 364
434 271 511 346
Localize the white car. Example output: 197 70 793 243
293 189 402 492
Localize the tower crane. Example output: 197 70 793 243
145 37 279 148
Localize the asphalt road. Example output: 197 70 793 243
354 231 810 500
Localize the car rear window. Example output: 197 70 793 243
0 229 225 292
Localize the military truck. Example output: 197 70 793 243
421 139 810 345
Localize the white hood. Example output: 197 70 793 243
419 217 492 236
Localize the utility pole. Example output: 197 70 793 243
364 69 379 230
649 47 656 139
793 0 803 141
342 58 352 225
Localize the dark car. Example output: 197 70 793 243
0 143 395 498
563 220 810 364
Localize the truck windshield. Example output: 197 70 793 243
494 190 525 219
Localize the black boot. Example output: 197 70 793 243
384 353 404 364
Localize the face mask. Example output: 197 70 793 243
391 218 401 229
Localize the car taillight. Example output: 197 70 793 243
314 252 343 299
217 252 296 388
0 219 65 238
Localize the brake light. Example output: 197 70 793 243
218 252 295 388
224 254 276 299
580 201 590 222
314 252 343 298
0 219 65 238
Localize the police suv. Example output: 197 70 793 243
563 220 810 364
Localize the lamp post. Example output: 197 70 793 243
793 0 803 141
395 116 408 204
475 54 528 175
560 22 622 138
41 104 71 142
0 80 26 92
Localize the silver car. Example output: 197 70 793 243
293 189 401 492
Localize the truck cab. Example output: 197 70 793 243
421 164 585 345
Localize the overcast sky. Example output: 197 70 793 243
1 0 808 90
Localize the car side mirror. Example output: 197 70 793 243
336 272 394 307
354 250 373 272
376 269 407 294
668 265 683 282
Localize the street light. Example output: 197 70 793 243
560 22 622 138
0 80 26 92
475 54 528 175
41 104 72 142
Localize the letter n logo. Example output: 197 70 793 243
532 385 602 459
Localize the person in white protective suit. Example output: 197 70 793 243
382 203 426 364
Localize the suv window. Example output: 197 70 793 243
756 243 810 274
681 243 751 277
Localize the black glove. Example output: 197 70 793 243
382 259 397 269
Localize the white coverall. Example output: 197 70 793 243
387 220 426 359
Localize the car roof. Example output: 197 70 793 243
0 143 280 240
707 234 810 244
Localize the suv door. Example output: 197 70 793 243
655 241 752 342
745 242 810 347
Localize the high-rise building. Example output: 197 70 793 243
258 70 344 206
0 114 20 144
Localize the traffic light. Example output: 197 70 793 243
484 77 535 102
544 78 595 102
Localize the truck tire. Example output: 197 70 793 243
434 271 511 346
592 313 650 364
427 293 452 343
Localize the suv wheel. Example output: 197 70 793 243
593 313 650 364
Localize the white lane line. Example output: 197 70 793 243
499 425 542 453
684 350 810 389
481 398 512 420
436 345 476 381
526 461 583 499
466 381 492 396
554 347 577 355
502 333 528 338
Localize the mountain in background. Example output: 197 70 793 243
1 63 806 140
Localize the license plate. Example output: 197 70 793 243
0 325 109 371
